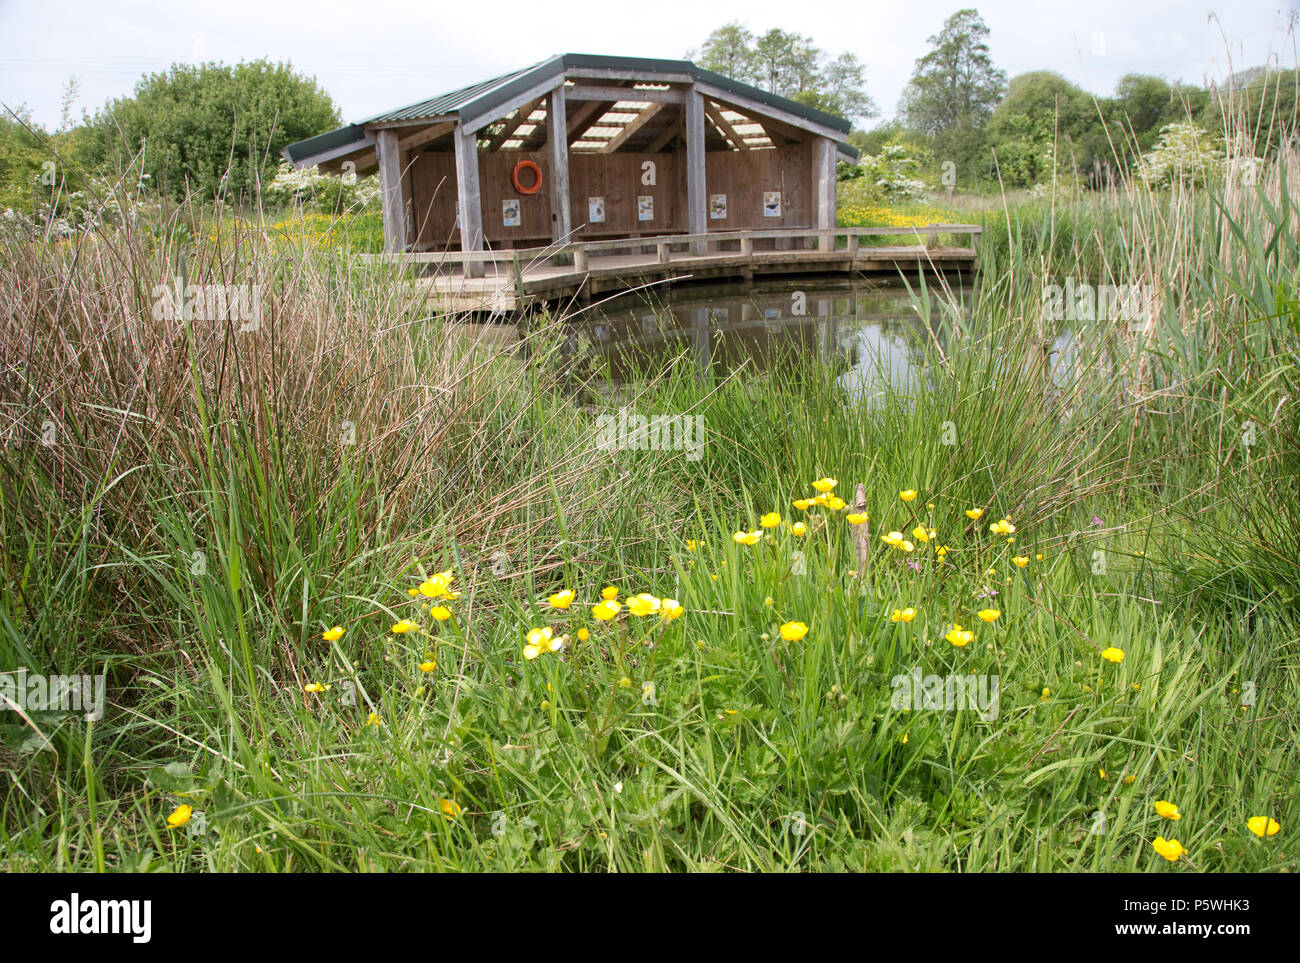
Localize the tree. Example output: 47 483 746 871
87 59 340 203
899 9 1006 136
690 22 758 84
986 71 1095 187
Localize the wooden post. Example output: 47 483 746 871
511 249 525 301
740 234 753 256
814 136 836 253
574 244 588 273
376 129 407 253
656 240 668 264
547 86 571 245
454 124 484 278
685 86 707 254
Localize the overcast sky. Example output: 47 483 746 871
1 0 1297 131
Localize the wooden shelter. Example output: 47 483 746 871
284 54 858 270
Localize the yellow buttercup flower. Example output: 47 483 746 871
391 619 419 634
976 609 1000 623
945 624 975 647
366 712 383 727
627 593 662 616
779 621 809 641
989 518 1015 535
760 512 781 528
438 798 463 819
419 661 436 672
965 508 984 520
548 589 575 609
1154 800 1181 821
429 606 452 622
790 522 807 536
523 626 565 660
321 626 344 642
418 570 455 599
685 539 699 552
304 682 329 693
936 545 948 558
166 804 193 828
661 598 685 621
912 525 934 543
1035 553 1044 561
1152 837 1185 861
733 529 763 545
592 599 621 620
890 608 916 623
1247 816 1281 837
1101 647 1124 663
846 513 868 525
812 477 837 493
899 490 918 502
793 498 814 511
576 627 590 641
601 585 619 601
882 531 916 552
1012 556 1030 568
823 495 847 511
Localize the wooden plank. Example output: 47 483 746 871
290 131 376 169
454 126 485 275
647 115 682 152
602 102 666 153
399 121 455 152
694 81 848 143
547 87 572 243
685 87 706 252
705 102 749 151
461 75 566 135
567 84 684 104
565 100 606 142
565 68 694 84
814 136 836 251
485 98 546 151
376 128 405 252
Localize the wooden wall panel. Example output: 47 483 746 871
703 145 810 231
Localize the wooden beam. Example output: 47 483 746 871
288 131 376 169
454 126 484 275
694 81 848 143
398 121 455 152
485 97 546 151
461 75 565 135
376 128 406 252
705 102 749 151
647 114 682 152
684 86 707 253
602 101 667 153
814 136 836 251
565 99 605 141
566 84 684 104
547 87 571 243
565 68 694 84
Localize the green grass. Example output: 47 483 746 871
1 150 1298 872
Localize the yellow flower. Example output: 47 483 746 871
419 660 437 673
846 513 869 525
912 525 934 543
945 624 975 647
601 585 619 601
419 570 455 599
548 589 575 609
1099 768 1107 779
1152 837 1185 861
685 539 699 552
936 545 948 558
790 522 807 536
976 609 1000 623
890 607 916 623
577 627 590 641
881 531 917 552
661 598 685 621
1123 775 1136 785
429 606 452 621
523 626 565 660
618 676 631 688
793 498 814 511
166 804 193 828
733 529 764 545
438 798 462 819
812 477 837 493
989 518 1016 535
965 508 984 520
321 626 344 642
366 712 383 727
408 587 421 596
1012 556 1030 568
823 495 847 511
899 490 918 502
304 682 330 693
1035 553 1044 561
627 593 662 616
779 620 809 641
1154 800 1181 821
1247 816 1281 837
391 619 419 634
1101 647 1125 663
760 512 781 528
592 599 621 621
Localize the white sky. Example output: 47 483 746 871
0 0 1296 131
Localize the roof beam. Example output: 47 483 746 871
565 68 694 84
485 96 546 150
399 121 455 152
565 100 606 143
287 131 375 169
461 74 566 135
695 80 848 142
705 102 748 151
647 115 682 152
566 84 684 104
602 101 667 152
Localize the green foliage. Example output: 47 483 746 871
898 9 1006 136
85 59 340 203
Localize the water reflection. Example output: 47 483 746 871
561 280 973 407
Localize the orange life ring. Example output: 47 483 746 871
512 159 543 195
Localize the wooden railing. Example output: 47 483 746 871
361 224 982 279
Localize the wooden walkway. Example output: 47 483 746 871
363 226 980 313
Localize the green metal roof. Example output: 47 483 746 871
284 53 858 165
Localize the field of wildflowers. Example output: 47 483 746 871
1 143 1298 872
